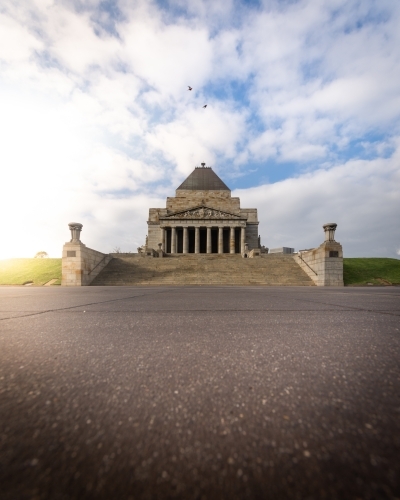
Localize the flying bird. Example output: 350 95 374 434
188 86 192 91
203 105 207 108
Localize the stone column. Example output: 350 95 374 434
195 227 200 254
323 223 337 242
240 226 246 254
171 227 177 254
218 227 223 254
161 227 166 252
206 226 212 254
230 226 235 254
183 227 188 254
69 222 83 243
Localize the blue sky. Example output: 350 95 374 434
0 0 399 258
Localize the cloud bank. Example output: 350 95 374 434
0 0 399 258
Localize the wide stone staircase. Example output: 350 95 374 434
90 253 315 286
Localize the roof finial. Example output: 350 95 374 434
201 162 205 167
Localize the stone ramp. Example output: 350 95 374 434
91 254 315 286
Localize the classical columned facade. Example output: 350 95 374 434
159 220 246 254
147 165 259 255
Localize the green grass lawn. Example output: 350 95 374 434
0 258 62 285
343 258 400 286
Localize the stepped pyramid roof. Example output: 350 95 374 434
177 165 230 191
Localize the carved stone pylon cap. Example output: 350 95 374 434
68 222 83 243
323 223 337 241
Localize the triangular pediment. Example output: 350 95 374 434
163 205 242 219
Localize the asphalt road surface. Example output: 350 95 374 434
1 286 399 500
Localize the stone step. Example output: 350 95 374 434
91 254 315 286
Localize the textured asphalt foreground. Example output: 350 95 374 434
0 287 399 500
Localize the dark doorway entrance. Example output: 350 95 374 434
223 228 230 253
166 229 171 253
235 228 240 254
188 228 195 253
200 228 207 253
177 228 183 253
211 228 218 253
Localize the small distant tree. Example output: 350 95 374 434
34 251 48 258
113 247 121 253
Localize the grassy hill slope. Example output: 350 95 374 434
343 258 400 286
0 258 62 285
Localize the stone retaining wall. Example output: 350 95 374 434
62 242 112 286
295 241 343 286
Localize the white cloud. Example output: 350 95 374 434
42 4 119 75
0 12 43 62
119 4 213 99
239 0 400 162
146 102 247 178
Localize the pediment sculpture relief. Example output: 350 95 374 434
166 206 240 219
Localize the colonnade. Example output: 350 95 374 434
161 225 246 254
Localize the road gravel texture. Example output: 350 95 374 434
0 286 399 500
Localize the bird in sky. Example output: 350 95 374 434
203 105 207 108
188 86 192 91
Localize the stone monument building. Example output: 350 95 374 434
147 164 259 254
61 164 343 286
